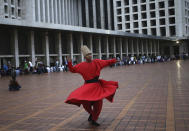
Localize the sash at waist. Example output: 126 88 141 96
85 76 99 83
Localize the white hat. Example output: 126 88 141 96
81 45 91 57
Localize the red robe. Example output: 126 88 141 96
65 59 118 106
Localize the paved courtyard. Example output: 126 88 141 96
0 60 189 131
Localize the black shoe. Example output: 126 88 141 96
91 120 100 126
88 114 92 122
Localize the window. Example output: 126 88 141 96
18 9 21 17
116 1 121 7
124 0 129 5
18 0 21 7
150 3 155 10
159 10 165 17
133 0 137 4
168 0 174 7
133 6 138 12
151 28 156 35
159 2 165 8
142 13 147 19
141 0 146 3
11 7 15 15
141 5 146 11
134 30 139 33
160 27 166 36
133 14 138 20
150 11 156 18
118 24 122 30
170 26 176 36
117 16 122 22
117 9 121 15
4 5 8 14
142 29 147 34
160 19 166 25
11 0 14 5
125 15 130 21
134 22 139 28
125 8 129 13
126 23 130 29
150 20 156 26
169 17 175 24
169 9 175 16
142 21 147 27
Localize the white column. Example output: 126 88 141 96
165 0 170 37
113 0 118 30
54 0 58 24
79 33 84 62
37 0 41 22
126 39 128 56
13 29 19 68
119 38 123 60
136 39 139 56
85 0 89 27
107 0 111 29
44 32 50 66
61 0 65 24
71 0 74 25
141 40 144 55
57 32 62 66
51 0 54 23
131 39 134 56
47 0 50 23
98 37 102 59
150 40 153 55
158 40 160 55
113 37 116 58
69 33 73 60
154 40 157 56
78 0 82 26
146 39 149 56
121 0 126 31
100 0 105 29
42 0 45 22
93 0 97 28
29 31 35 66
88 34 93 59
58 0 62 24
65 0 68 25
105 36 109 59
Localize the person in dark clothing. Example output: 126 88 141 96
9 67 21 91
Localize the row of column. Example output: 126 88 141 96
10 29 160 68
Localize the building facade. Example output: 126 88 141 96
0 0 188 68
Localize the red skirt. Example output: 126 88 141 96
65 79 118 106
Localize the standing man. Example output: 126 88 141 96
65 45 118 126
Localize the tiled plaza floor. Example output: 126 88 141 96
0 60 189 131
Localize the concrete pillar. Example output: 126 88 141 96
69 33 74 60
78 0 82 26
54 0 58 23
98 37 102 59
58 0 62 24
113 0 117 30
85 0 89 27
170 45 174 57
131 39 134 56
146 39 149 56
113 37 116 58
93 0 97 28
150 40 153 55
154 40 157 56
89 34 93 59
165 0 170 37
42 0 45 22
51 0 54 23
126 39 129 56
57 32 63 66
37 0 41 22
121 0 126 31
119 38 123 60
140 40 144 55
136 39 139 56
107 0 111 29
158 40 160 55
44 32 50 66
12 29 19 68
100 0 105 29
79 33 84 62
47 0 50 23
29 31 35 66
105 36 109 59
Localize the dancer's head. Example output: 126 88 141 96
81 45 92 62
